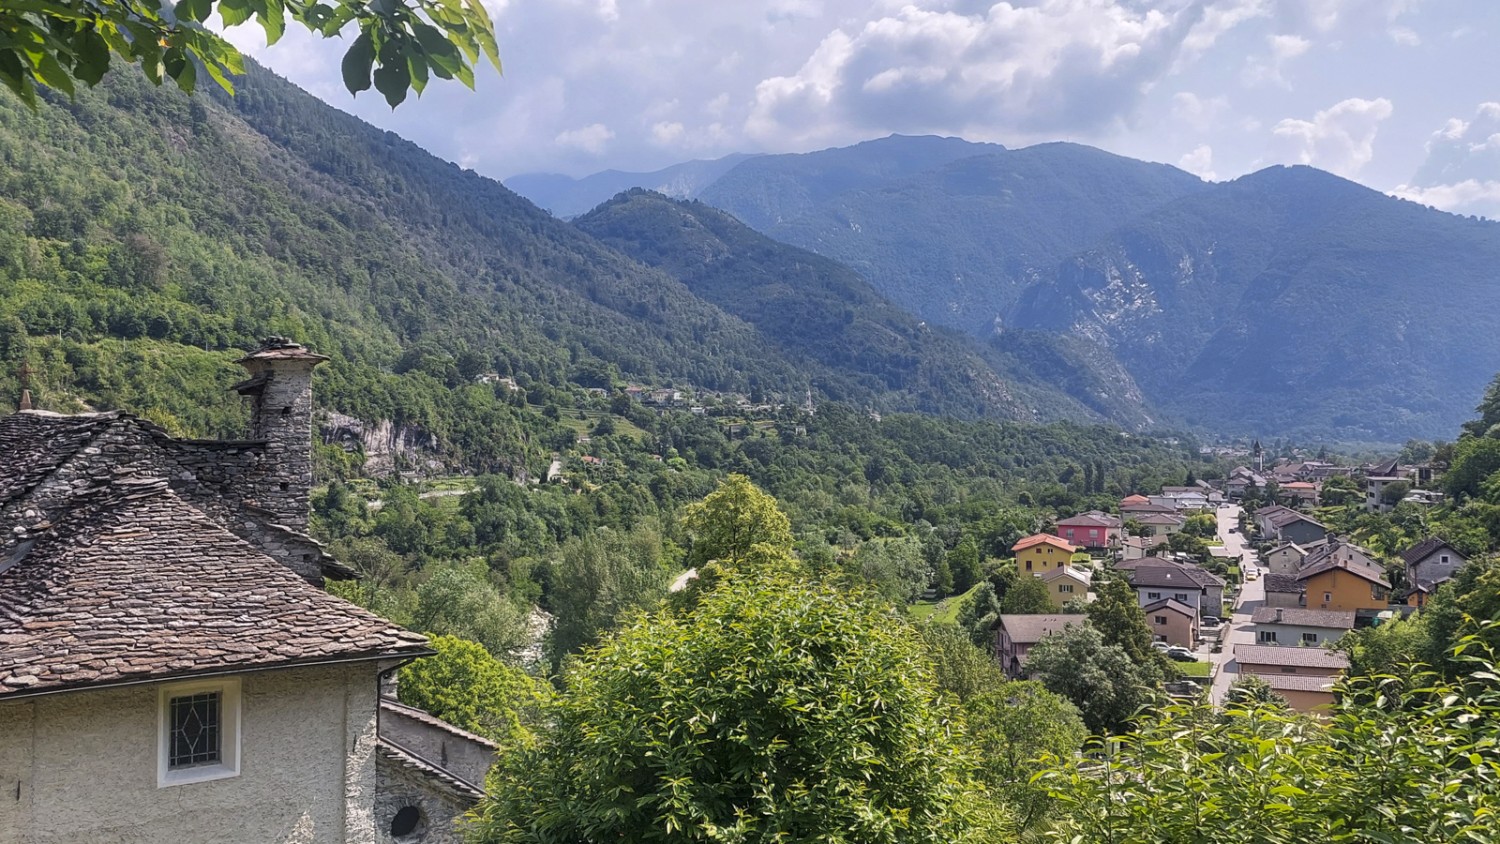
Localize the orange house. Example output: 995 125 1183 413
1012 534 1079 576
1296 546 1391 612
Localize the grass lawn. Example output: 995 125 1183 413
909 582 981 624
1176 660 1214 678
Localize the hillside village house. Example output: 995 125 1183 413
1134 512 1186 538
1296 541 1391 612
1143 598 1198 647
1402 538 1467 608
0 339 489 844
1364 459 1408 513
1053 511 1122 551
1280 481 1320 507
1012 533 1079 576
992 615 1086 678
1254 505 1329 546
1263 542 1309 576
1038 565 1093 609
1121 558 1225 618
1119 495 1176 518
1232 644 1349 713
1263 573 1307 609
1250 607 1356 647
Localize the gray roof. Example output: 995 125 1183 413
1263 573 1305 594
1129 562 1225 589
1250 607 1356 629
1142 598 1196 618
1256 673 1338 693
1297 545 1391 588
1056 511 1122 528
993 613 1087 642
0 479 429 698
1401 537 1461 567
1234 644 1349 670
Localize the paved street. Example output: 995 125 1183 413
1208 503 1264 703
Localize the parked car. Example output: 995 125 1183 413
1166 646 1197 662
1152 641 1172 652
1200 616 1222 629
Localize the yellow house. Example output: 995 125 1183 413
1039 565 1093 608
1296 544 1391 612
1012 534 1080 576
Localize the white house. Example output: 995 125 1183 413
1249 607 1356 647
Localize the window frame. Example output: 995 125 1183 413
158 677 242 788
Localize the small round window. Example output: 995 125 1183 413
390 805 426 843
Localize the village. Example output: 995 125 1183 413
992 456 1457 713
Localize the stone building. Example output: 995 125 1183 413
0 339 491 844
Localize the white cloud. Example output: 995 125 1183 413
1172 92 1230 130
1242 33 1310 87
746 0 1204 145
556 123 616 154
1388 25 1420 45
1390 180 1500 217
651 121 686 145
1271 97 1393 176
1178 144 1217 180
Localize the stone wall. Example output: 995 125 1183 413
374 753 474 844
0 663 381 844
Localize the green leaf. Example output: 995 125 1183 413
258 0 286 45
340 31 374 94
406 51 427 96
372 58 409 107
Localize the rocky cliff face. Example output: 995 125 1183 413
321 412 442 476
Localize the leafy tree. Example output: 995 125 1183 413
2 0 500 108
957 581 1003 648
546 523 674 664
1334 612 1430 679
856 536 930 605
920 623 1007 703
1445 437 1500 500
680 473 793 568
1182 513 1217 538
964 680 1086 836
1024 624 1154 735
474 571 1003 842
409 559 531 661
398 635 547 747
946 535 984 594
1086 576 1162 676
1040 639 1500 843
1381 479 1413 506
1223 674 1286 708
1321 474 1362 506
999 573 1055 615
931 553 955 599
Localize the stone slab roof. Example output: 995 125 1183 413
377 740 485 804
0 479 428 698
1401 537 1459 566
992 613 1087 641
380 697 499 751
1250 607 1356 629
0 412 118 506
1263 573 1305 594
1234 644 1349 671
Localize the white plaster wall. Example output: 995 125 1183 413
1253 622 1349 647
0 663 379 844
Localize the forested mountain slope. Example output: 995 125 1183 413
697 140 1208 337
1009 165 1500 440
574 190 1157 426
0 63 1155 466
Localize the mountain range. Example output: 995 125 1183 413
514 137 1500 441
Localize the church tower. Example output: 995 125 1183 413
233 337 329 531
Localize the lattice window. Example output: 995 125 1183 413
168 692 221 769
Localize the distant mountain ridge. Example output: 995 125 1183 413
535 135 1500 440
505 153 756 219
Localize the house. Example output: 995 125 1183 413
1233 644 1349 712
1263 542 1308 576
1118 534 1163 561
1402 538 1467 608
1143 598 1198 647
1134 512 1186 537
1364 459 1409 513
1257 506 1329 546
1225 467 1267 499
1250 607 1356 647
1038 566 1093 608
1263 573 1307 608
0 339 490 844
1012 534 1079 576
1296 540 1391 612
1126 559 1226 618
992 614 1087 678
1119 494 1152 509
1280 481 1320 507
1053 511 1122 550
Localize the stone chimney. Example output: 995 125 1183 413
233 337 329 532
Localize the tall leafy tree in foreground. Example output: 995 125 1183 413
473 571 1005 843
1025 624 1155 735
1 0 499 107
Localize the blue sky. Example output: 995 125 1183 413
229 0 1500 216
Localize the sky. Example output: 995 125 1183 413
227 0 1500 216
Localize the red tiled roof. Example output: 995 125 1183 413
1012 534 1078 554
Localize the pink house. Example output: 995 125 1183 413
1054 511 1123 550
